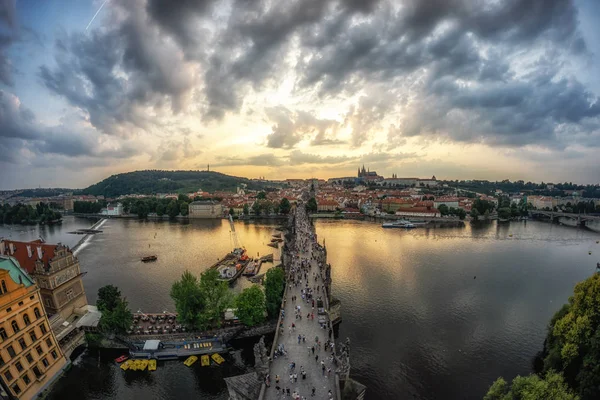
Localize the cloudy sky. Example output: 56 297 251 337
1 0 599 189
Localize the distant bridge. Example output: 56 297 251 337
529 210 600 222
530 211 600 232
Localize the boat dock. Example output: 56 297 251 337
128 337 227 360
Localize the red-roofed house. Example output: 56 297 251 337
0 239 88 320
317 199 339 212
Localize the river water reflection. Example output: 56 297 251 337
1 217 598 399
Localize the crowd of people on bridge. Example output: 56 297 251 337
265 202 337 400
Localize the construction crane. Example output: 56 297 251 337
229 214 243 254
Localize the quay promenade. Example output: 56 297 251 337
264 204 339 400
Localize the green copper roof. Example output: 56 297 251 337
0 256 35 288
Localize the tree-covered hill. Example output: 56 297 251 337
79 170 276 197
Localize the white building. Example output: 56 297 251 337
433 197 459 209
101 203 123 216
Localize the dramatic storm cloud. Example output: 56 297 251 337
0 0 599 188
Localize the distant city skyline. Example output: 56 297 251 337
1 0 600 189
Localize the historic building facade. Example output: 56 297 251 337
188 200 224 218
0 240 88 321
0 240 90 360
0 256 68 399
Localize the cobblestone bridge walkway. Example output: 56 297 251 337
264 205 336 400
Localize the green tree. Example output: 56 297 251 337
197 269 232 329
438 204 449 216
252 201 262 216
167 200 180 218
306 197 318 213
156 203 166 216
456 208 467 220
97 285 121 312
170 271 205 329
279 198 291 214
99 297 133 334
264 267 285 318
470 208 480 219
540 274 600 399
484 371 578 400
136 200 149 219
235 286 266 327
229 207 235 216
179 202 189 216
243 204 249 215
257 191 267 200
498 207 511 220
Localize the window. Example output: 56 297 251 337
18 337 27 351
41 357 49 368
46 338 52 348
25 353 33 363
33 366 42 378
0 328 7 340
0 354 4 366
29 330 37 342
11 383 20 395
66 289 74 301
7 345 16 358
18 301 23 306
35 345 42 356
39 323 47 334
34 308 41 319
1 280 7 293
11 320 19 334
15 361 23 372
44 298 52 308
23 314 30 326
29 296 34 300
6 307 11 313
22 373 30 385
4 370 13 382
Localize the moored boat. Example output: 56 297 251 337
148 359 157 371
120 360 133 371
382 220 409 228
141 255 157 262
211 353 225 365
138 359 149 371
184 355 198 366
115 355 128 363
243 260 257 276
201 355 210 366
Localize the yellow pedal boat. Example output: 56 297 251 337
138 359 149 371
120 360 133 371
201 355 210 366
211 353 225 365
183 355 198 366
129 360 140 371
148 359 157 371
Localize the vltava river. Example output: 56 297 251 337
1 217 598 399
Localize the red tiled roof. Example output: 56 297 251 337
0 239 59 273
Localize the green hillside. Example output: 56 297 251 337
79 170 276 197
